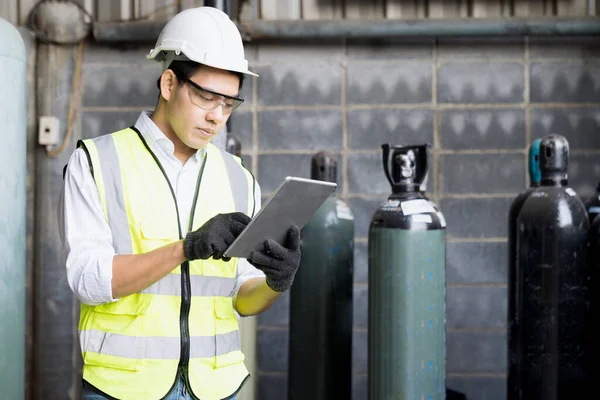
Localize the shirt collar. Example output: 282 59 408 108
134 111 206 162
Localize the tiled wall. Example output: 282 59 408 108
79 35 600 400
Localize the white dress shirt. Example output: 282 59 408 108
58 111 264 306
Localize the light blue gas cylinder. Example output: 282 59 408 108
0 16 27 399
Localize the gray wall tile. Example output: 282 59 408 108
446 377 506 400
241 155 253 173
255 64 341 106
440 109 526 150
352 374 368 400
82 65 161 107
239 74 254 107
257 154 313 194
258 329 289 372
84 44 153 64
258 290 290 326
81 111 141 139
352 330 368 375
348 109 433 150
353 286 368 328
354 241 368 283
347 38 433 59
530 62 600 103
257 39 344 61
347 62 432 104
447 331 507 373
447 242 508 284
440 153 525 194
228 111 253 151
447 287 507 329
439 197 513 238
438 62 524 103
531 107 600 149
567 154 600 199
259 110 343 150
438 37 524 60
347 153 390 195
348 197 384 238
529 36 600 59
257 374 287 400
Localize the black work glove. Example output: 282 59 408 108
248 225 301 292
184 212 251 261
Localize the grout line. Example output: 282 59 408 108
257 325 289 331
257 371 288 377
432 39 441 205
447 283 507 288
524 36 532 188
447 327 507 333
252 73 259 178
341 41 350 199
447 372 507 378
446 237 507 243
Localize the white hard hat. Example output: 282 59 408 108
147 7 257 77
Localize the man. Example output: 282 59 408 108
58 7 300 400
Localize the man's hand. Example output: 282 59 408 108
184 212 251 261
248 225 301 292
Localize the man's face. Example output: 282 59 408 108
165 65 241 150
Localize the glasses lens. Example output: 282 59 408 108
186 82 243 115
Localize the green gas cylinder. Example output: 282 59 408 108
0 16 27 399
288 151 354 400
369 144 446 400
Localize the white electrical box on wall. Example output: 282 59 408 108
38 116 60 146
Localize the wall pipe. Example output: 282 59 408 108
93 17 600 43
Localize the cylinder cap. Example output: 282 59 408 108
311 151 337 183
540 134 569 186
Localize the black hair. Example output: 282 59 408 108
156 60 245 97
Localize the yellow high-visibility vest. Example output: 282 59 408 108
77 127 256 400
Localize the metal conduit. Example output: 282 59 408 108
93 17 600 43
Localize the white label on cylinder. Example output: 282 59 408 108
412 214 433 223
336 199 354 220
566 188 576 196
401 199 436 215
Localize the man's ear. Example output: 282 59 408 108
159 69 177 102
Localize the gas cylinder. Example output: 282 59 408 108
584 182 600 224
226 135 241 157
511 134 590 399
0 16 27 399
368 144 446 400
586 215 599 388
288 151 354 400
507 138 541 397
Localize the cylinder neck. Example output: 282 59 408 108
311 151 337 183
382 143 429 194
539 134 569 187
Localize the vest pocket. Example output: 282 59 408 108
140 221 176 252
83 332 144 372
83 295 152 372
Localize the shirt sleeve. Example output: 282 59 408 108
58 148 117 306
231 181 266 310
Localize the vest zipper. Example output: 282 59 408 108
132 127 207 399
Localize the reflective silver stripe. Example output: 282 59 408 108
80 330 240 360
90 135 133 254
220 150 250 213
141 274 236 296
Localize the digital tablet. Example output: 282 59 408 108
223 176 337 259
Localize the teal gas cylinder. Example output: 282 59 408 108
368 144 446 400
0 16 27 399
288 151 354 400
